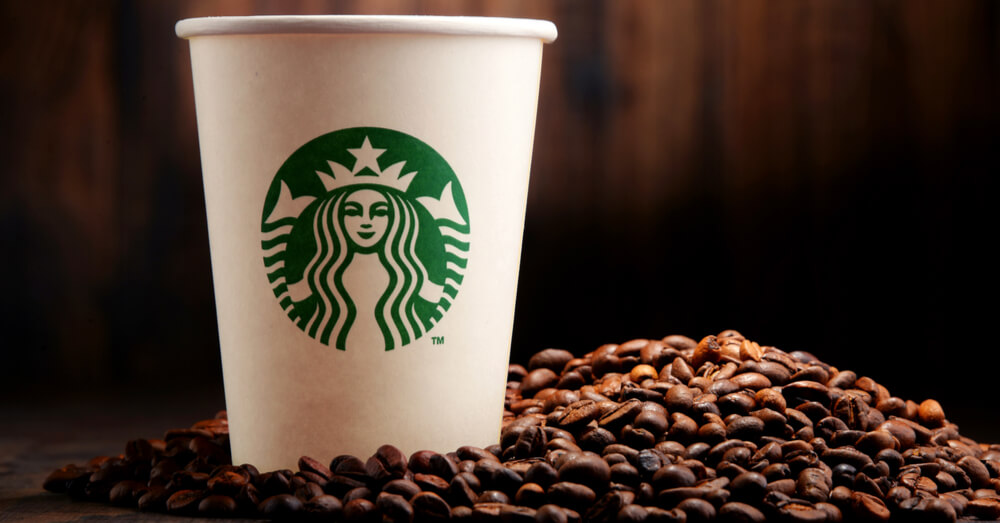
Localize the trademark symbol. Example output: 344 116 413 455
432 336 445 345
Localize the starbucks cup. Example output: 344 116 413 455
175 16 557 471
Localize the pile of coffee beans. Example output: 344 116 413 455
44 331 1000 521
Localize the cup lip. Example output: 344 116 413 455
176 15 557 43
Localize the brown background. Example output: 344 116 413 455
1 1 997 440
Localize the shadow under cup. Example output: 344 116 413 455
176 15 557 471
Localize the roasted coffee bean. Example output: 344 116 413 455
521 368 560 398
651 464 696 490
446 474 479 507
918 399 946 428
729 471 767 503
796 467 830 503
376 492 414 523
547 482 596 512
584 490 634 523
136 487 169 512
509 482 543 508
718 501 765 523
478 490 510 504
165 489 205 514
108 480 148 506
534 504 569 523
634 410 669 435
453 446 496 463
832 393 870 430
207 470 247 496
726 416 765 441
365 444 408 482
295 482 325 503
410 491 451 521
677 497 716 523
965 497 1000 519
342 498 378 522
557 400 601 432
305 494 343 516
598 399 643 433
43 464 92 494
298 455 333 480
198 494 237 516
850 491 890 521
557 452 611 490
665 385 696 414
782 381 831 408
529 349 574 373
777 502 828 522
691 335 722 368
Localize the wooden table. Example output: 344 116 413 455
0 388 258 522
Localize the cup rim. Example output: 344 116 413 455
175 15 557 43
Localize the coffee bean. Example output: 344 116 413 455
409 491 451 521
726 416 765 441
499 504 536 523
342 498 377 522
108 480 148 506
135 487 169 512
529 349 574 373
651 464 696 491
598 399 643 433
165 489 204 514
292 481 321 502
917 399 946 428
692 336 722 368
375 492 413 523
365 444 407 482
557 453 611 491
833 393 870 430
306 494 343 515
718 501 765 523
634 410 668 435
958 455 992 489
535 503 569 523
295 455 332 480
677 497 715 523
584 490 634 523
522 368 561 398
777 502 827 522
256 492 303 515
728 471 767 503
197 494 237 516
796 467 830 503
207 469 247 496
850 491 890 522
546 482 596 512
629 364 658 383
42 464 91 494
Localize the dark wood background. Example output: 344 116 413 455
2 1 997 440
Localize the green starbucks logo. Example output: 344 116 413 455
261 128 469 351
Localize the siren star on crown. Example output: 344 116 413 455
315 136 417 193
264 135 467 226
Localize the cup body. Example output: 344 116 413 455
177 16 555 471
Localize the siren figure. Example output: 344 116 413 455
286 183 443 350
263 135 468 351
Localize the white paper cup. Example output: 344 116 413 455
176 15 556 471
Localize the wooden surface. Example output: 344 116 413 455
0 390 235 521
